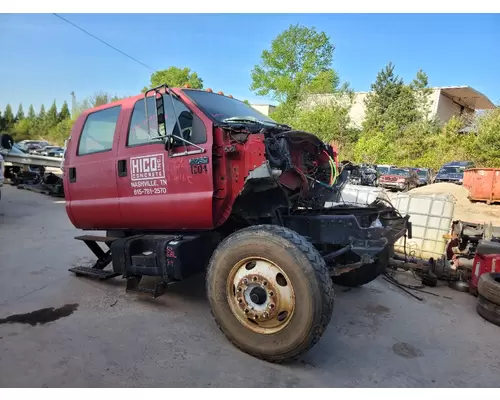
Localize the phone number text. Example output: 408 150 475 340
133 187 167 196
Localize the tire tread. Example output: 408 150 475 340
206 224 334 363
477 272 500 306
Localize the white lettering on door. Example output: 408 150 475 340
130 154 165 181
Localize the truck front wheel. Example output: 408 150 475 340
206 225 334 363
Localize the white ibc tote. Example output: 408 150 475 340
391 192 455 260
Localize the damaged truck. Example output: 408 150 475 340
63 85 410 362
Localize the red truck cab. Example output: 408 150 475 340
64 88 222 231
64 87 342 232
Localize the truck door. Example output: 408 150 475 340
115 94 214 230
65 105 123 230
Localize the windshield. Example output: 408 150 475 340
182 89 277 124
3 144 29 154
389 168 409 176
439 166 464 174
417 170 428 177
377 166 390 174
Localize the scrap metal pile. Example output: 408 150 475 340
340 161 379 187
0 133 65 198
12 170 65 198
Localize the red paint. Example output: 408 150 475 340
470 253 500 293
464 168 500 205
63 89 272 231
380 175 406 183
166 246 177 258
64 89 215 230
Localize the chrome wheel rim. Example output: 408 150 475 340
226 257 296 334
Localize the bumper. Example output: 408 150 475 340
435 179 463 185
380 182 406 190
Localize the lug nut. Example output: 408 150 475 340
237 286 242 292
263 281 267 286
244 308 249 314
263 312 269 318
238 298 243 303
243 278 248 284
253 315 258 320
269 291 274 297
269 303 275 309
252 276 258 282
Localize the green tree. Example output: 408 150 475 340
354 62 437 165
250 24 336 104
354 131 395 164
410 69 433 121
46 100 58 127
47 118 74 145
58 100 71 122
15 104 25 121
12 118 32 141
363 63 431 135
38 104 46 120
290 101 354 146
78 91 122 112
472 109 500 167
3 104 15 131
143 67 204 92
27 104 36 120
362 62 405 132
304 69 344 95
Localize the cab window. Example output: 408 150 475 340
78 106 121 156
127 97 161 147
127 95 206 147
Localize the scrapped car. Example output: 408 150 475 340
34 145 60 156
379 167 419 191
24 141 50 153
45 147 64 157
376 164 396 176
416 168 432 186
18 140 48 152
341 161 378 186
434 161 475 184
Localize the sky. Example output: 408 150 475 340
1 13 499 114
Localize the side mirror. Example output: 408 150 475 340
165 135 174 152
0 133 13 150
155 93 166 136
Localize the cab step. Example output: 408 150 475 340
74 235 121 243
68 266 120 280
126 276 168 298
74 235 118 270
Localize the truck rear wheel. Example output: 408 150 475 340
206 225 334 363
330 248 389 288
331 261 385 288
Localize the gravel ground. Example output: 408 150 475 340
1 185 500 387
408 183 500 225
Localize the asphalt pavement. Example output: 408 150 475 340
1 185 499 387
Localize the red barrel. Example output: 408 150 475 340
464 168 500 204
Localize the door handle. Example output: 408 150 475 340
69 167 76 183
118 159 127 177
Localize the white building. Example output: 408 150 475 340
250 104 276 116
303 86 496 129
